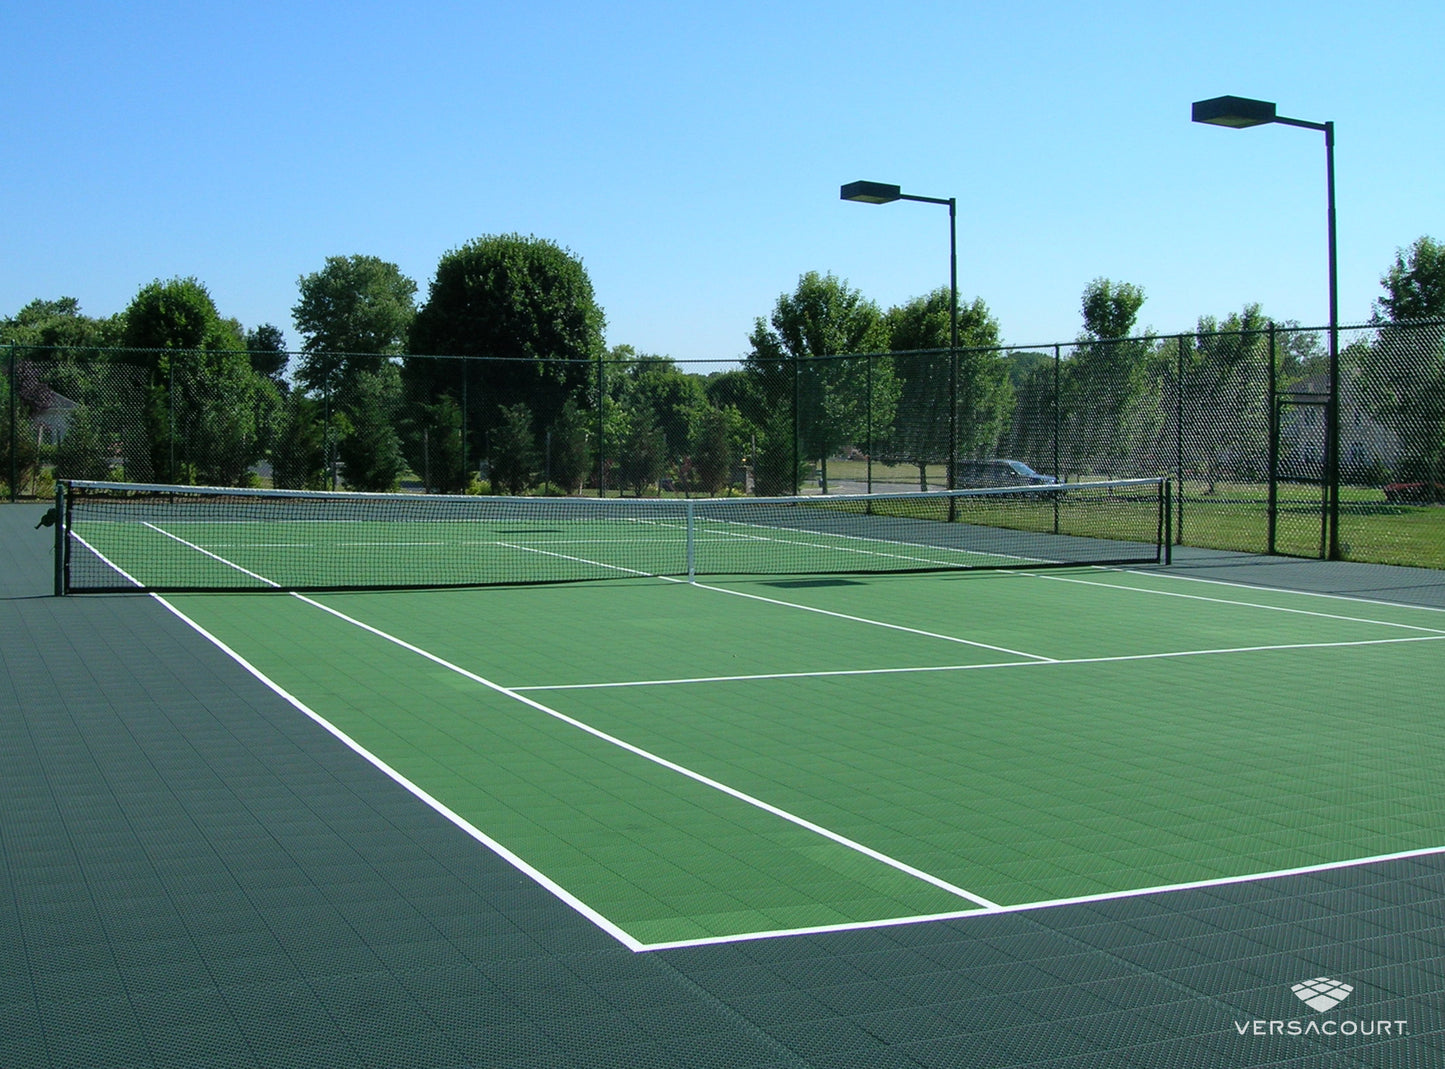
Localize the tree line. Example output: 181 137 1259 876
3 234 1443 497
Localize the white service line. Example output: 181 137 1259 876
514 633 1445 692
1028 570 1445 634
497 537 1058 661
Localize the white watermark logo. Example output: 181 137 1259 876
1232 977 1407 1038
1291 977 1353 1013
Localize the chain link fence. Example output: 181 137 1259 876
6 319 1443 568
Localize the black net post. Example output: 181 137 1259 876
1267 322 1278 555
1174 334 1185 544
596 350 605 497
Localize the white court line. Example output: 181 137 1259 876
1118 565 1445 614
495 539 1058 662
129 523 1003 920
1027 570 1445 634
638 842 1445 951
512 633 1445 692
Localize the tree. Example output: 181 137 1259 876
690 403 741 496
1182 305 1271 492
744 272 895 492
270 392 328 490
616 402 667 496
399 394 470 493
1365 236 1445 495
489 402 539 495
1063 278 1157 478
292 255 416 393
120 277 266 484
547 397 591 494
1374 236 1445 324
882 288 1012 488
406 234 605 460
292 256 416 489
245 323 289 385
334 365 405 491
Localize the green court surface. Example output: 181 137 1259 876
161 566 1445 950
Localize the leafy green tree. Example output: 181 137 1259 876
399 393 470 493
271 392 328 490
616 402 667 496
745 272 896 492
245 323 290 386
547 397 591 494
335 365 405 491
617 355 706 463
882 288 1012 487
292 255 416 392
1374 236 1445 323
1063 278 1156 478
1182 305 1271 492
489 402 539 495
2 297 120 349
120 277 265 484
292 256 416 489
406 234 605 458
1365 236 1445 493
689 403 741 496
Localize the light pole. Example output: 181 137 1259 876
841 181 959 502
1191 96 1340 560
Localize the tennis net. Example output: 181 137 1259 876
59 477 1169 593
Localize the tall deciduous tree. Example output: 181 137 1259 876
745 272 896 492
121 277 268 485
883 288 1012 488
292 255 416 392
1366 236 1445 494
406 234 605 459
1183 304 1271 492
1064 278 1156 478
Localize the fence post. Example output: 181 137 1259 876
1175 334 1185 544
791 357 800 497
596 351 605 497
7 344 15 501
865 352 873 495
1052 344 1061 481
461 357 470 483
1267 322 1278 555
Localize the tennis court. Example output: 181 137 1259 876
56 481 1445 953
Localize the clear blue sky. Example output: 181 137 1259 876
3 0 1441 362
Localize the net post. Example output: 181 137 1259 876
686 499 696 582
1162 477 1172 566
54 480 66 596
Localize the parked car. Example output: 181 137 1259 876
955 459 1058 489
1383 481 1445 504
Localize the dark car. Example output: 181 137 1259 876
955 459 1057 489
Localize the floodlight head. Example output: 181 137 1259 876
1192 95 1277 128
841 180 902 204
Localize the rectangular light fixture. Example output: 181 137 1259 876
1191 96 1277 128
840 181 902 204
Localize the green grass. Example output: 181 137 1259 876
1177 479 1445 567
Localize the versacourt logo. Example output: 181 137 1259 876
1232 977 1407 1038
1292 977 1353 1013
